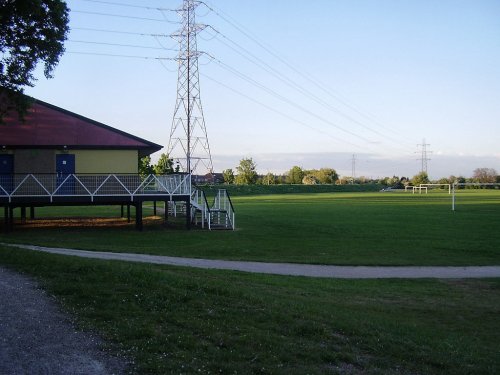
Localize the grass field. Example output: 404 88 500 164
0 247 499 374
1 189 499 266
1 188 499 373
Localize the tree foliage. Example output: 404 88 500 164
302 175 318 185
235 158 257 185
262 172 276 185
138 156 154 177
307 168 339 184
472 168 497 183
222 169 235 184
286 166 304 184
0 0 70 120
411 171 430 186
154 153 174 175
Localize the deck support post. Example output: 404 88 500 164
3 206 8 233
135 202 143 231
20 207 26 224
30 207 35 220
186 198 191 230
8 206 14 230
120 204 124 218
127 204 131 223
153 201 157 216
164 201 168 223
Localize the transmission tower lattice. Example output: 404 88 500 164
416 138 432 174
167 0 213 176
351 154 357 182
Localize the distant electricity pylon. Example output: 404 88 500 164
351 154 357 182
167 0 213 176
416 138 432 174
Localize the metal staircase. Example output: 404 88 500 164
190 188 235 230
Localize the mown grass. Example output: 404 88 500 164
0 246 498 374
1 190 499 266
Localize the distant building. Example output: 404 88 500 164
192 173 224 185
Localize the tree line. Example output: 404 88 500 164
222 158 339 185
140 155 498 187
221 158 499 186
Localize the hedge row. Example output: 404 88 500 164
199 183 383 196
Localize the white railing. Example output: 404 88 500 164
0 173 191 202
186 188 235 230
210 189 235 230
190 188 211 229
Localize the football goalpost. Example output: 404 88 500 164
451 183 500 211
404 184 451 194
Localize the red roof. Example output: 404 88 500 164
1 98 162 156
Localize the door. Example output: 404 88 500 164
0 155 14 194
56 154 75 195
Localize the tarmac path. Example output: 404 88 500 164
3 243 500 279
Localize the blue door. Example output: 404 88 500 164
56 154 75 195
0 155 14 194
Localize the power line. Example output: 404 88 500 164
71 27 170 38
70 1 412 158
66 51 175 60
68 39 176 51
205 26 409 151
200 73 364 150
72 2 407 153
80 0 177 11
71 10 179 23
202 0 414 146
210 57 377 144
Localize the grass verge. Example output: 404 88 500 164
0 246 499 374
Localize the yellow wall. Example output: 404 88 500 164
65 150 138 174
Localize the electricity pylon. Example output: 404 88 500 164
167 0 213 177
351 154 357 182
416 138 431 174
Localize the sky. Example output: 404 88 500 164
25 0 500 179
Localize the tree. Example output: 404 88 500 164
0 0 70 120
472 168 497 183
337 176 351 185
262 172 276 185
315 168 338 184
154 153 174 175
286 166 304 184
235 158 257 185
138 156 154 177
222 169 235 184
438 177 450 185
411 171 430 186
302 175 318 185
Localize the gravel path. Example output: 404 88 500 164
0 266 128 375
4 243 500 279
